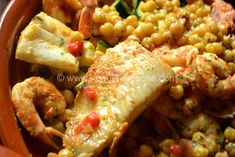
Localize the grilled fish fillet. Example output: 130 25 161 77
16 12 79 73
63 40 174 157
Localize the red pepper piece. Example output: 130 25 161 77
84 87 97 101
75 112 100 134
67 41 83 55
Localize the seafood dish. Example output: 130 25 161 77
10 0 235 156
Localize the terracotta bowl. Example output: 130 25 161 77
1 0 234 157
0 0 53 156
0 145 24 157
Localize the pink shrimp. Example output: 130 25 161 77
190 53 235 98
211 0 235 31
11 77 66 149
152 45 199 67
78 0 98 38
42 0 83 24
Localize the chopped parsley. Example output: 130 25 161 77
192 140 197 147
60 52 66 55
74 81 85 92
178 74 184 79
59 38 65 47
103 96 108 101
216 135 224 145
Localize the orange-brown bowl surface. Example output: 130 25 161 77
0 0 53 156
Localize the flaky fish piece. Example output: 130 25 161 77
16 12 81 73
62 40 174 157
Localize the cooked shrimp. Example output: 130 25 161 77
42 0 98 38
11 77 66 149
171 52 235 98
211 0 235 31
177 113 223 155
153 45 198 87
79 7 95 39
178 113 220 138
153 90 202 119
190 53 235 98
152 45 199 67
42 0 82 24
78 0 98 38
172 66 195 88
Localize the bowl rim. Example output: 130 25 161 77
0 0 35 156
0 145 24 157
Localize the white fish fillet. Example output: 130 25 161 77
63 40 174 157
15 12 79 73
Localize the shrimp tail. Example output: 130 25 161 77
78 0 98 38
38 127 64 150
78 7 95 39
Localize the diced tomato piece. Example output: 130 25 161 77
67 41 83 55
84 87 97 101
170 144 182 155
75 112 100 134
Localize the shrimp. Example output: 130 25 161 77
43 0 98 38
78 0 98 38
11 77 66 149
169 50 235 98
153 47 198 95
172 66 195 88
211 0 235 31
190 53 235 98
152 45 199 67
177 113 223 155
42 0 83 24
78 7 95 39
152 90 202 119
